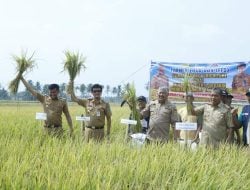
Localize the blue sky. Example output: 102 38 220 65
1 0 250 96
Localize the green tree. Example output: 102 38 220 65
112 87 117 97
87 83 92 94
80 84 86 97
105 85 110 97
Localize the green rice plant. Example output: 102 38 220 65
121 83 142 133
62 50 86 93
182 73 193 115
8 51 36 94
0 103 249 189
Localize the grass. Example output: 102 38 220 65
0 103 249 189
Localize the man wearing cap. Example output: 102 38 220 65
226 93 241 145
20 76 73 137
233 89 250 145
137 96 149 134
190 88 234 147
127 96 149 135
70 83 112 142
232 63 250 93
221 89 230 106
178 92 202 145
142 87 179 143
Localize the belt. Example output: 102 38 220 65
86 126 104 129
45 124 62 128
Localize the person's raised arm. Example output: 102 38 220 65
231 108 242 129
20 76 44 103
68 81 86 107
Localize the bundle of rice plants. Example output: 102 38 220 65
62 50 86 93
9 51 36 94
121 83 142 133
182 73 193 115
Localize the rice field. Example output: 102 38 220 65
0 102 249 189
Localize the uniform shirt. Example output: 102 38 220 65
36 93 70 126
194 102 234 144
77 99 112 127
142 100 179 142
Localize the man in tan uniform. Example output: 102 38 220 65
70 83 112 142
191 88 233 147
20 76 73 137
142 87 179 143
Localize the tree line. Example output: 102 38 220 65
0 81 124 101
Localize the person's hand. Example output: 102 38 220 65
192 137 199 144
231 107 238 116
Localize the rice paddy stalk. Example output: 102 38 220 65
9 51 36 94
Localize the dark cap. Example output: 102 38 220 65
137 96 147 102
227 94 234 99
221 89 228 96
212 88 222 95
246 88 250 96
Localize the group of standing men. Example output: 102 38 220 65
20 74 112 142
141 87 249 148
19 73 250 147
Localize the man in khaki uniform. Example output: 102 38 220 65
142 87 179 143
70 83 112 142
226 93 241 145
20 76 73 137
191 88 233 147
178 92 202 144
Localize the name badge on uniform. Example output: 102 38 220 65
36 112 47 120
242 113 249 116
96 111 101 117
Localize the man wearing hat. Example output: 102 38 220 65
232 63 250 94
233 88 250 145
177 92 202 145
137 96 149 134
226 93 241 145
221 89 229 106
190 88 234 147
141 87 179 143
127 96 149 135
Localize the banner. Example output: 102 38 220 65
150 61 250 101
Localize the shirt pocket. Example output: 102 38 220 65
162 108 171 115
150 106 157 116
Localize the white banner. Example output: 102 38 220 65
121 119 137 125
35 112 47 120
176 122 197 131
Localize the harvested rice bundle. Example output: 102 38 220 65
62 50 86 94
9 51 36 94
